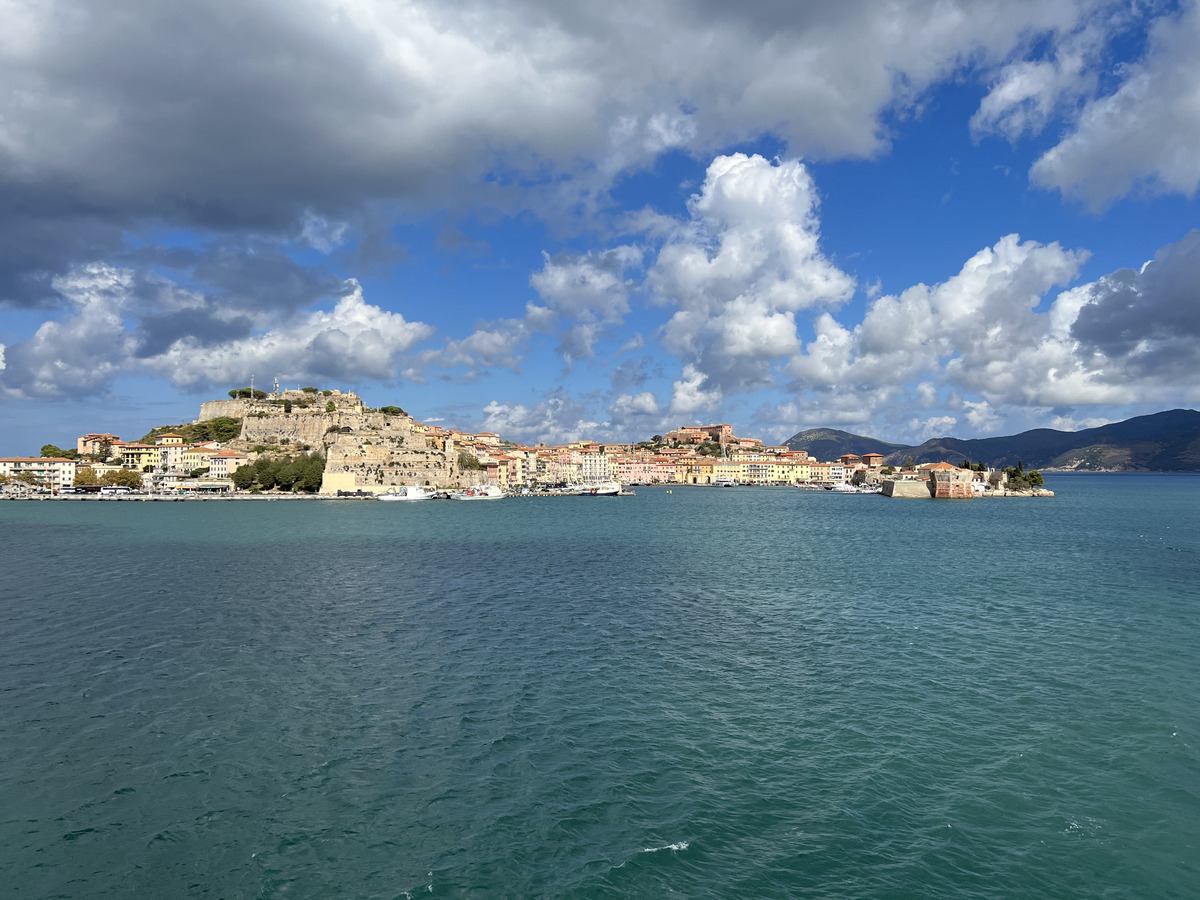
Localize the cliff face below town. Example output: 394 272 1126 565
322 415 484 491
197 390 485 491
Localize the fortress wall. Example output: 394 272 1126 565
197 399 250 422
882 479 933 498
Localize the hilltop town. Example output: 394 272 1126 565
0 386 1048 498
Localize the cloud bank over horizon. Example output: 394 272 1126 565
2 0 1199 448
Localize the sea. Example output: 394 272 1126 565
2 474 1198 899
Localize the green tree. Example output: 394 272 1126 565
74 467 100 486
0 473 8 485
101 469 143 488
302 386 318 393
1027 470 1044 487
295 454 325 492
252 457 278 490
40 444 78 459
283 399 292 413
275 457 301 491
231 465 256 490
141 418 242 445
13 471 39 486
379 406 406 416
325 400 336 412
458 451 483 471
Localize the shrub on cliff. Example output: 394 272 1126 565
457 451 484 471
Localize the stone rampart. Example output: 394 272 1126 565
882 479 933 498
929 467 975 498
197 399 250 422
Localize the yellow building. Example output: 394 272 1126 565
120 444 158 471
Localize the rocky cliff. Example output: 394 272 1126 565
195 389 483 492
321 412 484 492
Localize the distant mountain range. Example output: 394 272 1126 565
784 409 1200 471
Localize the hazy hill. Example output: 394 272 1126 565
783 428 909 461
787 409 1200 471
889 409 1200 470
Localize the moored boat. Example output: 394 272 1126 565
377 485 435 501
573 481 621 496
449 484 506 500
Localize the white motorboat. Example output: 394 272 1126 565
561 482 619 496
377 485 434 501
449 484 506 500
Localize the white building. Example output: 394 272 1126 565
0 457 79 491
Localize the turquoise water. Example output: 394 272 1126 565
2 476 1198 898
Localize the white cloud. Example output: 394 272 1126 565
527 245 642 360
1031 2 1200 207
651 152 854 400
147 280 433 386
299 212 349 253
669 363 723 417
0 264 137 397
909 415 958 441
480 392 603 444
971 55 1092 142
0 271 436 396
963 399 1003 432
436 318 531 372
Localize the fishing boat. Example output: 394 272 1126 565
449 484 506 500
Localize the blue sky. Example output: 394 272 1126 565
3 0 1200 453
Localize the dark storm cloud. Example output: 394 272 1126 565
1 0 1101 312
1071 230 1200 361
132 308 254 359
132 242 346 314
0 0 476 308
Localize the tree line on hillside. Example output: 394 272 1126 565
139 417 243 445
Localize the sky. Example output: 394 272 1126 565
3 0 1200 454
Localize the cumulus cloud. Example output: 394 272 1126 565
669 363 724 417
434 318 532 373
147 280 433 387
909 415 959 441
0 265 138 397
1031 2 1200 207
479 391 603 445
0 272 434 397
971 55 1093 142
528 245 642 360
651 153 854 401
